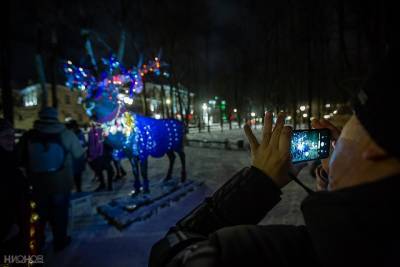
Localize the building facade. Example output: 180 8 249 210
3 83 90 129
1 82 195 130
131 82 195 121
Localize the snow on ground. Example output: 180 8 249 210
44 128 315 267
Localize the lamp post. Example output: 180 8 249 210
250 112 256 129
207 106 211 132
202 103 208 131
166 98 171 118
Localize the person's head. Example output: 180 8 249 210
329 50 400 190
38 107 59 122
329 115 400 190
67 120 79 131
0 119 15 152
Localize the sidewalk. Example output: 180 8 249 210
43 146 315 267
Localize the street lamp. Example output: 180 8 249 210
166 98 171 105
233 108 237 113
251 112 256 117
202 103 210 132
302 113 308 118
325 103 331 108
300 105 306 111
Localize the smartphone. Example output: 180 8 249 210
291 129 331 163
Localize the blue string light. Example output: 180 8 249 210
63 55 182 161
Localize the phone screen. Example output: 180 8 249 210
291 129 331 163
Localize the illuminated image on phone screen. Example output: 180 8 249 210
291 129 330 163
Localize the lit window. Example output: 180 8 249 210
23 89 38 107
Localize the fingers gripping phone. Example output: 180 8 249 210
291 129 331 163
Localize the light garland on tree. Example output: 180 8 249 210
29 200 39 256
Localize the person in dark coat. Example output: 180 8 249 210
87 123 114 191
150 51 400 266
0 119 29 257
66 120 87 192
18 108 84 252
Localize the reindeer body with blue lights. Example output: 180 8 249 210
64 56 186 195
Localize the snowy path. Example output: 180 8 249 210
44 141 315 267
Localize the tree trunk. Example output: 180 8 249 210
50 29 58 108
36 25 47 109
337 0 351 70
234 85 241 128
185 91 191 133
160 83 166 118
1 1 13 125
306 6 313 129
177 86 184 122
170 85 175 119
142 82 148 116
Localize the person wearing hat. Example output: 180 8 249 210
18 107 84 252
150 51 399 267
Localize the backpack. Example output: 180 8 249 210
27 130 68 173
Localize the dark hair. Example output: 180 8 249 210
66 119 79 130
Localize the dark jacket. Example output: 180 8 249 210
17 119 85 195
0 148 29 255
150 167 399 267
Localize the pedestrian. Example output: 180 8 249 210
0 119 30 257
101 136 115 190
66 120 87 192
113 158 127 180
150 50 400 266
87 123 114 191
18 107 84 252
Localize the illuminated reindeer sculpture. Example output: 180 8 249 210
64 56 186 194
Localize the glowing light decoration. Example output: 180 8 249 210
63 55 184 165
64 55 166 99
65 54 188 194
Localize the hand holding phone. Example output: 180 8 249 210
244 112 293 188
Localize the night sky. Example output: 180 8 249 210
3 0 395 110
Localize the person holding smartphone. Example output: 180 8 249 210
150 50 399 267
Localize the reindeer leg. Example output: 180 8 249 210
140 158 149 193
177 150 187 183
130 156 141 195
164 151 176 182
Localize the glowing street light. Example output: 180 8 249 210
300 105 306 111
333 110 338 114
166 98 171 105
233 108 237 113
251 112 256 117
324 114 330 119
302 113 308 118
325 103 331 108
287 116 292 120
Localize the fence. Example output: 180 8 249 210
186 138 248 150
